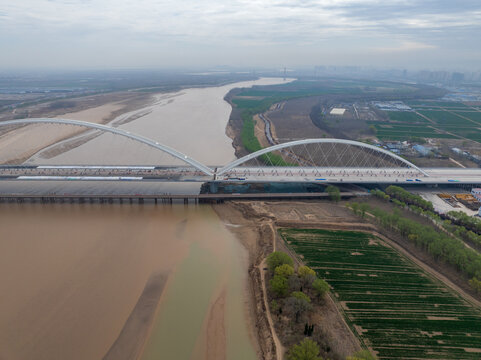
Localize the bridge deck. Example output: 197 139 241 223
1 166 480 184
0 192 365 201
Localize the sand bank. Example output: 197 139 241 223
213 201 363 359
0 101 126 164
103 272 169 360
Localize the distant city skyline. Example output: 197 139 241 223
1 0 480 71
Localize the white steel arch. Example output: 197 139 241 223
0 118 214 175
217 138 429 176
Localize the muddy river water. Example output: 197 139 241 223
0 78 290 360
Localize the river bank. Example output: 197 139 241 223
0 77 289 360
0 92 155 164
215 198 481 359
213 200 368 359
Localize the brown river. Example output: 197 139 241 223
0 203 254 360
0 78 291 360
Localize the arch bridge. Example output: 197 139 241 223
0 118 480 184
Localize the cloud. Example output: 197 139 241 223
0 0 480 69
372 41 438 53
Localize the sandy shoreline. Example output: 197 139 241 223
215 199 481 359
214 201 371 359
0 92 154 164
213 202 279 360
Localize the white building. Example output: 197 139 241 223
471 188 481 202
330 108 346 115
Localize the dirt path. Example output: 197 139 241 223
449 157 466 168
415 110 473 142
216 201 364 359
367 228 481 309
259 258 284 360
447 109 481 126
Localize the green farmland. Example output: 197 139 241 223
372 100 481 142
369 122 457 141
281 228 481 360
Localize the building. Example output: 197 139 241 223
413 144 431 156
472 188 481 202
330 108 346 115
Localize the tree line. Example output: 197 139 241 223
348 200 481 294
384 185 434 212
266 251 375 360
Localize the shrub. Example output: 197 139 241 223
312 278 329 299
270 275 289 297
286 338 323 360
275 264 295 278
267 251 294 272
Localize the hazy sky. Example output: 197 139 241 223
1 0 480 70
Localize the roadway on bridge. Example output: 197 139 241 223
1 166 480 185
220 167 481 184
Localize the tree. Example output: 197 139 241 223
350 202 360 215
469 277 481 294
326 185 340 202
346 350 377 360
298 265 317 286
270 275 289 297
287 291 312 322
286 338 323 360
270 299 279 313
267 251 294 272
359 203 370 218
289 273 302 292
298 265 316 278
275 264 295 278
312 278 329 300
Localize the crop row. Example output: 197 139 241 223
281 228 481 359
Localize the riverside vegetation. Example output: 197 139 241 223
266 251 375 360
361 186 481 294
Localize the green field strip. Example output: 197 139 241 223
406 101 468 108
417 110 475 126
386 111 429 124
280 228 481 360
452 111 481 124
231 98 266 108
